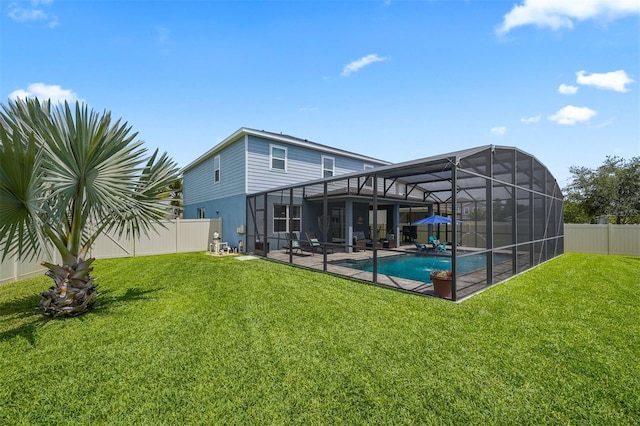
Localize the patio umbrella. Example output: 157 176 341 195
411 214 460 225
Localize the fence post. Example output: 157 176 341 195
608 223 613 255
176 218 180 253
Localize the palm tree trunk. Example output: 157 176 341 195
39 258 98 317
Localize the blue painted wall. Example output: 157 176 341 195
184 194 247 249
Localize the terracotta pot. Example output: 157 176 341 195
431 276 452 298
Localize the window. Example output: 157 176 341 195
364 164 374 188
273 204 301 233
213 155 220 183
197 207 205 219
270 145 287 171
322 156 335 178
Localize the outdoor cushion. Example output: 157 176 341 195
353 231 370 242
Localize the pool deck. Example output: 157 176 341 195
264 243 513 301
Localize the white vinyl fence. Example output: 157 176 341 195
564 224 640 256
2 221 638 285
0 219 221 285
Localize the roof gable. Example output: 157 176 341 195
183 127 390 173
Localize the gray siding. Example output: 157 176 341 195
246 135 375 194
183 139 246 205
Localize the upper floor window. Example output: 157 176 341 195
213 155 220 183
322 156 335 178
197 207 206 219
364 164 374 189
270 145 287 171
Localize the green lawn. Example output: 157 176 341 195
1 252 639 425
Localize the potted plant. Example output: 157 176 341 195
430 270 453 298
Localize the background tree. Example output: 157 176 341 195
564 156 640 224
161 177 183 219
0 99 181 317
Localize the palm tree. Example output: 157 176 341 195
161 177 183 219
0 98 181 317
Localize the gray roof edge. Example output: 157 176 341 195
182 127 390 173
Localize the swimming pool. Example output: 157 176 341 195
331 253 508 283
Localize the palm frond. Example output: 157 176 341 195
0 98 180 263
0 122 48 261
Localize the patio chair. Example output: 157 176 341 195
429 236 447 252
353 230 371 251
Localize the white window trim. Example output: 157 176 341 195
322 155 335 178
213 155 220 184
197 207 206 219
273 204 301 233
364 164 374 189
270 144 287 172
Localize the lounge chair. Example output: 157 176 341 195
286 232 303 254
305 232 334 255
429 236 447 252
305 232 321 254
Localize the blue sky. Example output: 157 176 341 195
2 0 639 187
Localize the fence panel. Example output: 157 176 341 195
564 224 640 255
90 231 135 259
0 251 59 285
608 225 640 255
135 221 179 257
177 219 221 253
1 219 221 284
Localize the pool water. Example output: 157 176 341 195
332 253 506 283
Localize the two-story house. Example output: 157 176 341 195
182 128 389 250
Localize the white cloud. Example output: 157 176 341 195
576 70 634 92
341 54 388 77
299 107 319 112
7 0 58 28
9 83 79 104
548 105 597 125
491 126 507 136
521 115 542 124
558 84 578 95
496 0 640 35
